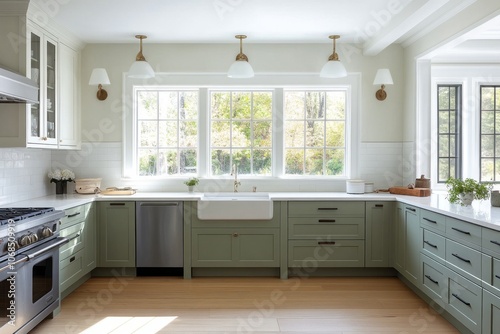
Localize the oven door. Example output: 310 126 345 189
0 237 68 334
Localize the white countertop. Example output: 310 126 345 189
4 191 500 231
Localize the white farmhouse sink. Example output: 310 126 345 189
197 192 273 220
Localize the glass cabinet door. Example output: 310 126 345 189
30 32 41 138
45 39 56 140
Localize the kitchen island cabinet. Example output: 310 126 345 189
97 201 136 268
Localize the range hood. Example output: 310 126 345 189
0 67 39 104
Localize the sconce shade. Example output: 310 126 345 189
373 69 393 85
89 68 110 101
228 35 254 78
373 68 393 101
128 35 155 79
320 35 347 78
89 68 110 85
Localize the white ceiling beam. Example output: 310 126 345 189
363 0 450 56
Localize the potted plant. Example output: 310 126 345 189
48 168 75 194
445 177 492 206
184 177 199 192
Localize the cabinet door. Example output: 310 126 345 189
98 202 136 267
28 30 42 143
192 228 279 267
483 289 500 334
83 203 96 273
58 43 80 149
404 205 421 287
365 202 393 267
394 203 405 272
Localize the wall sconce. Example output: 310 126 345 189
227 35 254 78
373 68 393 101
88 68 110 101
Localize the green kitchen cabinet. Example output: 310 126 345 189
365 201 393 267
483 289 500 334
97 201 136 267
82 203 96 273
394 203 421 287
191 227 280 267
59 203 93 295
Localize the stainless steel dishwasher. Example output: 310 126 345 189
136 202 183 275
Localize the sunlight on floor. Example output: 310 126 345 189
79 316 177 334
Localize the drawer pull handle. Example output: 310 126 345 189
110 203 126 206
424 240 438 249
406 207 416 212
70 256 76 263
490 240 500 247
452 293 471 306
67 212 81 218
318 241 336 245
375 204 384 208
452 253 471 263
318 219 336 223
451 227 471 235
495 275 500 280
425 275 439 285
318 208 338 211
423 218 437 224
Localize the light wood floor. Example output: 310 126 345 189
31 276 459 333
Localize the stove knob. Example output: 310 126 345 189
29 233 38 243
20 234 31 246
13 240 21 250
42 227 53 238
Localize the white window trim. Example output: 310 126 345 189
122 73 361 181
419 64 500 191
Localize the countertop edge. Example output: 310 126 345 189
4 192 500 231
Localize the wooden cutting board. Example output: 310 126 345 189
100 188 136 196
389 186 431 197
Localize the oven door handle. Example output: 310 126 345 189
0 255 29 273
23 237 70 260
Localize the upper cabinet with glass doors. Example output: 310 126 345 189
27 25 58 148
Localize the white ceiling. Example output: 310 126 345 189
29 0 500 58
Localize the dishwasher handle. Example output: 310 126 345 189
139 202 179 207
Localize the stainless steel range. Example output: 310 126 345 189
0 207 67 334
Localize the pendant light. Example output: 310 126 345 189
128 35 155 79
320 35 347 78
227 35 254 78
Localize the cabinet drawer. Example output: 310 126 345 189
422 228 445 263
447 273 482 334
60 249 83 292
60 221 84 261
288 240 364 267
483 255 500 295
288 201 365 217
446 217 481 247
446 239 482 283
482 227 500 256
60 204 87 227
421 254 447 305
420 210 446 233
288 217 364 239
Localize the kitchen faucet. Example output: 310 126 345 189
231 164 241 192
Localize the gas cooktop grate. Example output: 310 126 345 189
0 207 55 226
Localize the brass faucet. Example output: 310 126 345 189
231 164 241 192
